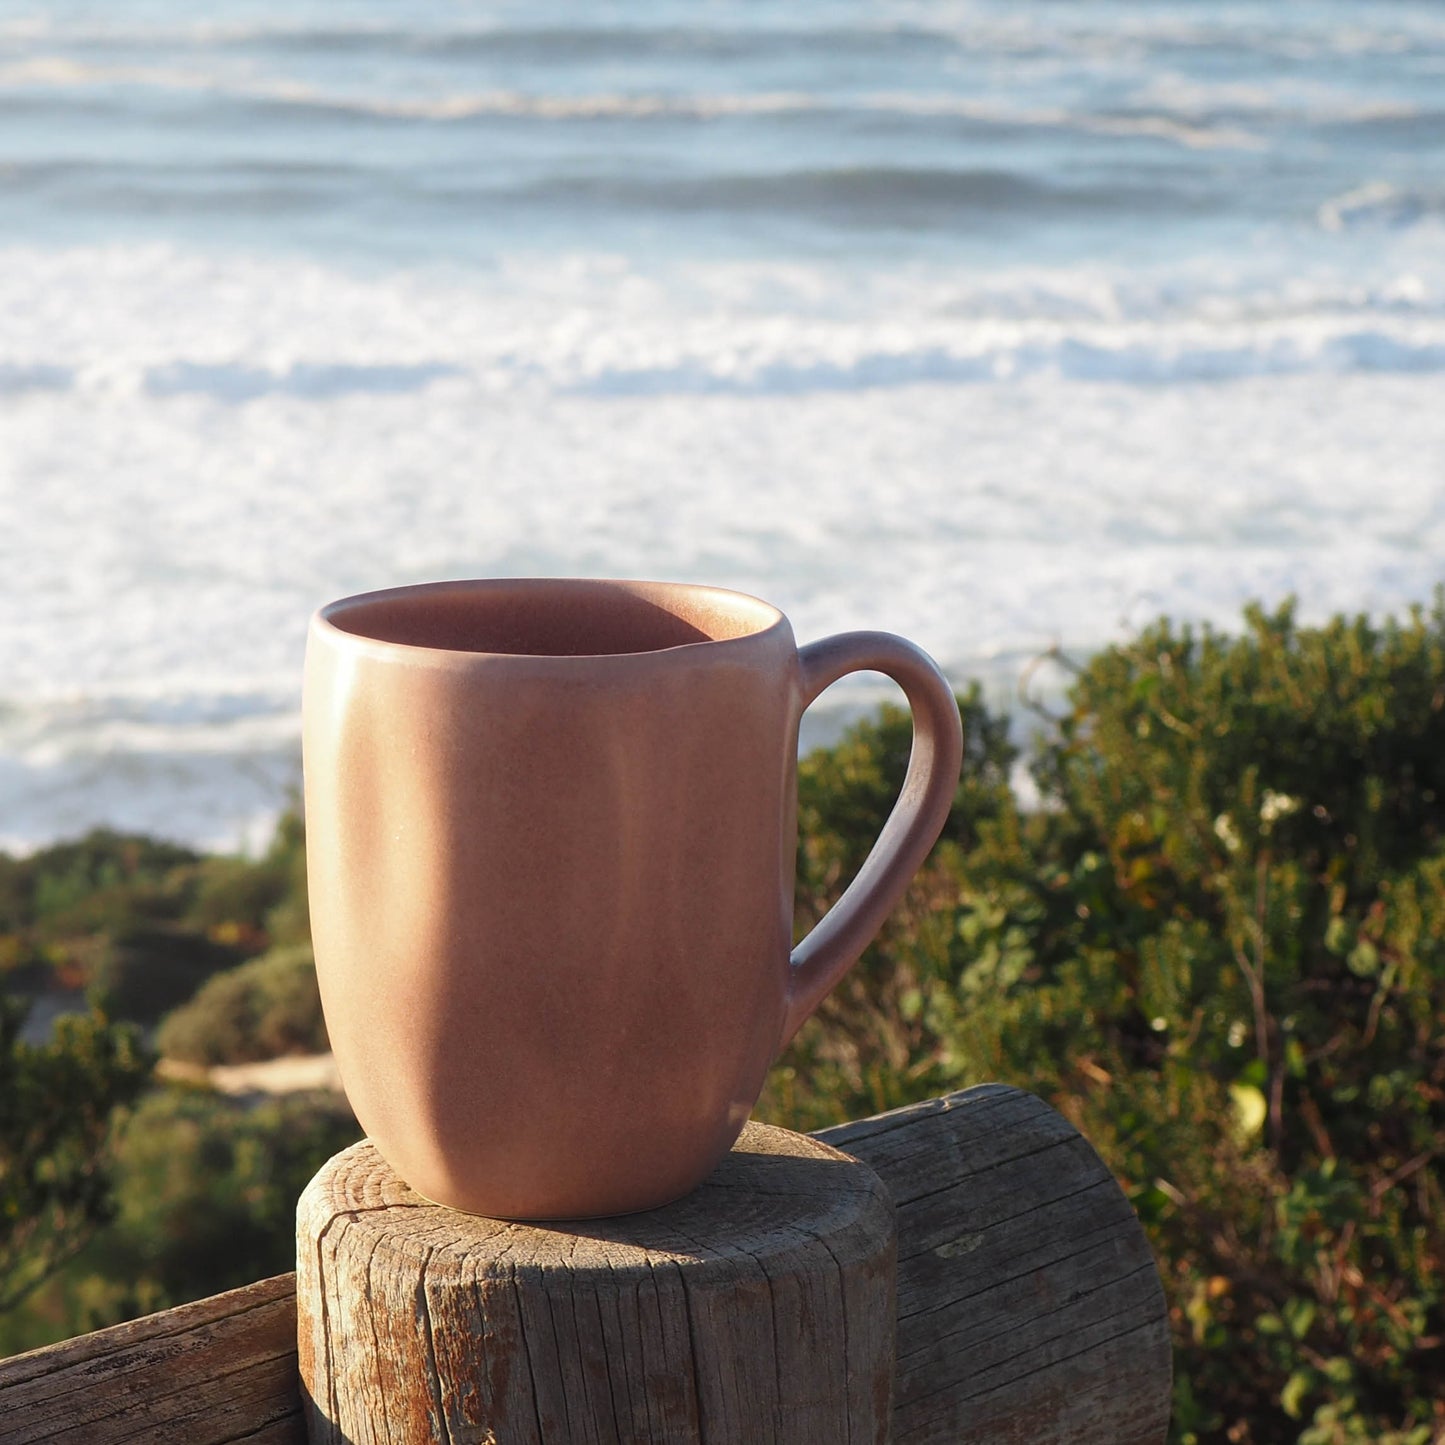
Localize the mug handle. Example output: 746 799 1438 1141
781 632 965 1049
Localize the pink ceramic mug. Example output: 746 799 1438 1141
303 578 962 1218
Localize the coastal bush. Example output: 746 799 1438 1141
157 945 326 1065
763 598 1445 1444
0 997 151 1313
22 832 200 939
0 816 318 1344
0 1085 361 1350
1022 601 1445 1444
188 807 310 951
761 683 1020 1130
95 1086 360 1312
0 812 310 1021
85 925 243 1027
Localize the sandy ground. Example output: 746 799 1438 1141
156 1052 343 1097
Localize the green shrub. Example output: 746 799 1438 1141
1015 601 1445 1443
85 926 242 1027
760 598 1445 1444
0 997 152 1312
186 807 310 950
761 683 1020 1130
0 1085 361 1350
25 832 200 938
99 1086 359 1309
0 812 322 1354
0 812 311 1022
157 945 326 1066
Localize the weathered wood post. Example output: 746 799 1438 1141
0 1085 1173 1443
296 1122 898 1444
825 1085 1172 1445
294 1085 1172 1445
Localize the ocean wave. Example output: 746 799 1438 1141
145 360 465 400
0 151 1209 231
9 52 1426 156
265 88 826 124
0 57 821 120
1318 182 1445 233
4 11 1441 64
12 327 1445 404
5 245 1445 402
1125 74 1434 128
0 20 951 60
569 331 1445 396
248 22 950 62
0 58 1258 145
0 362 72 394
0 744 301 857
514 166 1202 227
0 680 302 762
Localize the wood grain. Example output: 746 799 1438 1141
0 1085 1172 1443
821 1084 1173 1445
296 1121 898 1444
0 1273 305 1445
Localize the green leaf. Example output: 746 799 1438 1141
1347 940 1381 978
1284 1297 1317 1339
1281 1369 1312 1419
1128 1183 1174 1225
1229 1082 1268 1140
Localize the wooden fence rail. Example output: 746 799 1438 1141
0 1084 1172 1443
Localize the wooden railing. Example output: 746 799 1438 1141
0 1085 1172 1443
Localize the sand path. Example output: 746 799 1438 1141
156 1052 343 1097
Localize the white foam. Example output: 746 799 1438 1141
5 243 1445 849
5 245 1445 402
1319 181 1445 233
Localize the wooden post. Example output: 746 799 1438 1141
296 1122 897 1445
824 1085 1172 1445
0 1085 1172 1444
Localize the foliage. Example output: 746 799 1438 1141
95 1086 359 1312
86 927 244 1027
157 945 327 1065
0 810 312 1335
1024 601 1445 1443
760 598 1445 1443
0 810 309 1023
0 1086 361 1352
761 683 1019 1129
0 998 152 1312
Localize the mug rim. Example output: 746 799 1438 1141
312 577 789 664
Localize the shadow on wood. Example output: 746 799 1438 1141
822 1083 1171 1445
0 1085 1171 1443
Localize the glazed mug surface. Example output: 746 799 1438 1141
303 578 962 1218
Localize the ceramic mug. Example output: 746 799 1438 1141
303 578 962 1218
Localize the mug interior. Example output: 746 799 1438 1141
321 579 781 658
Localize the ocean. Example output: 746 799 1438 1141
2 0 1444 851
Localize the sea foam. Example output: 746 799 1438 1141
5 243 1445 850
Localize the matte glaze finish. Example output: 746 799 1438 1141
303 578 961 1218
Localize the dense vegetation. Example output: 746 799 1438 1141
0 811 333 1354
3 598 1443 1442
157 945 326 1066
